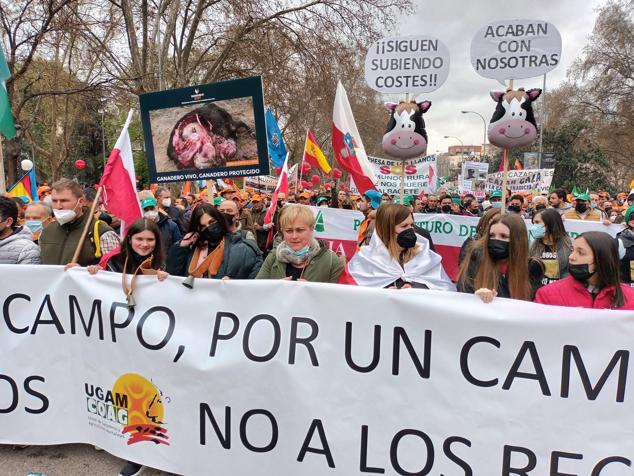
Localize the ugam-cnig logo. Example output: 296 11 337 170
85 373 170 446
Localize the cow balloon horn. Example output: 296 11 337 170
487 88 542 149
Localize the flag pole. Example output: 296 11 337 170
68 186 104 265
0 135 5 194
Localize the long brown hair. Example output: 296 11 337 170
375 203 419 263
458 212 533 300
577 231 625 308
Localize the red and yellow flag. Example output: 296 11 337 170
514 159 524 170
303 129 331 174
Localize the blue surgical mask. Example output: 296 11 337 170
529 223 545 240
292 246 310 257
491 202 502 209
25 220 43 234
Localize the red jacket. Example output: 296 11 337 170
535 275 634 310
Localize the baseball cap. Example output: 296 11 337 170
490 190 503 199
140 197 157 209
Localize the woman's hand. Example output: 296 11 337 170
180 232 199 247
157 270 169 281
475 288 497 304
87 265 100 275
64 262 80 271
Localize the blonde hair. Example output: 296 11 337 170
375 203 419 263
279 204 316 229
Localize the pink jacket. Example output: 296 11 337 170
535 275 634 310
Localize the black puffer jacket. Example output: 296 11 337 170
166 232 263 279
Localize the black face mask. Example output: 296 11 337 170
568 263 595 282
396 228 417 249
221 213 235 227
508 205 521 213
488 239 510 260
604 207 612 215
535 204 546 211
200 222 225 243
576 202 588 213
277 200 285 208
441 205 452 213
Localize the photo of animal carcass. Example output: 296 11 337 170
150 97 258 173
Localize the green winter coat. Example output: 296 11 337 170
256 240 344 283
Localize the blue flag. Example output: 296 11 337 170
265 109 287 168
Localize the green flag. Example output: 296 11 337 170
0 47 16 140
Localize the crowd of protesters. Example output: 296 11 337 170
2 177 634 475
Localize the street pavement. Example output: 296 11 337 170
0 444 175 476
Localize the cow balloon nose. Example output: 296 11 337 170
524 128 530 134
391 138 397 145
498 127 506 134
414 139 419 145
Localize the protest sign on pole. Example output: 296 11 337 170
2 265 634 476
349 155 437 196
460 160 489 197
364 35 450 94
470 20 562 85
139 76 269 183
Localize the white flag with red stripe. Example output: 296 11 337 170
263 153 289 247
332 81 377 194
99 110 141 235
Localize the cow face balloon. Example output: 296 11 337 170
488 88 542 149
382 100 431 159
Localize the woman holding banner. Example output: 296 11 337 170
457 213 544 303
347 203 455 290
166 203 262 283
256 204 344 283
529 208 572 285
535 231 634 309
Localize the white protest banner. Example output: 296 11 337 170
245 175 277 193
364 35 450 94
461 161 489 195
349 155 437 195
486 168 554 193
309 207 622 280
471 20 562 85
3 265 634 475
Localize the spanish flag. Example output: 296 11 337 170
7 168 37 202
303 129 331 174
514 159 524 170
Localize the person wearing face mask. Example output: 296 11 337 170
529 208 572 285
39 178 119 266
488 190 504 209
564 194 602 221
166 204 262 280
217 199 256 242
156 187 186 233
141 196 180 256
438 195 454 214
23 202 54 243
530 195 548 217
535 231 634 309
0 197 40 264
347 203 454 290
256 205 344 282
457 213 544 303
507 194 526 216
616 205 634 287
425 195 439 213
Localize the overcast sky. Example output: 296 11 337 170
384 0 604 155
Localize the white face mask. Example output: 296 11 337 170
161 198 171 208
144 210 159 222
53 208 77 225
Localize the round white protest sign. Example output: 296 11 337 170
471 19 561 85
364 35 450 94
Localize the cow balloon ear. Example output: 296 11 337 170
418 100 432 113
385 102 398 112
490 91 505 102
526 88 542 101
